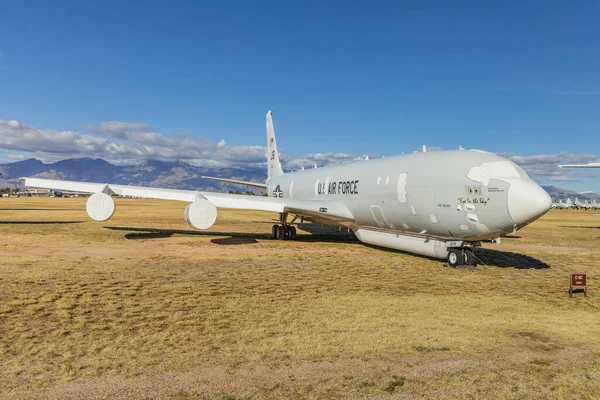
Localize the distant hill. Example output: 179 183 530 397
1 158 598 200
542 185 600 202
0 158 267 194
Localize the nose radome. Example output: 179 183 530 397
507 179 552 224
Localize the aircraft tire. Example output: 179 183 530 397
447 249 462 267
271 224 278 239
464 248 475 266
276 225 285 240
290 226 297 240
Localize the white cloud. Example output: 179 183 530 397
0 51 4 59
0 119 378 170
91 122 152 138
7 153 28 160
548 176 580 183
0 119 266 167
508 152 600 178
283 152 372 170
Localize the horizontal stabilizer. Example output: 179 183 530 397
201 176 267 189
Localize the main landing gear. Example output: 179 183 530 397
447 247 476 267
271 212 297 241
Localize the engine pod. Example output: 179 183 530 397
185 197 217 229
86 192 116 221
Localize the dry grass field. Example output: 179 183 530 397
0 197 599 399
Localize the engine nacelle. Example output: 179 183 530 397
185 196 217 229
86 192 116 221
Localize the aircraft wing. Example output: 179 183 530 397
559 163 600 168
201 176 267 189
21 177 355 225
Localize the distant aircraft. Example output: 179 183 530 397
22 111 551 267
559 163 600 169
573 197 592 210
558 163 600 211
552 200 568 209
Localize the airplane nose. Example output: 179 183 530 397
507 179 552 225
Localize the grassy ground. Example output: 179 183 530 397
0 197 599 399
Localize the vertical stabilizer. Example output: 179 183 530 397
266 110 284 179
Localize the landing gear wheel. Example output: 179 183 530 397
447 249 462 267
289 226 297 240
276 225 285 240
463 248 475 266
271 224 278 239
284 226 291 240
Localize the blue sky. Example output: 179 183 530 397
1 1 599 191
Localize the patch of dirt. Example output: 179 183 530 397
2 348 592 400
20 246 143 257
509 331 565 352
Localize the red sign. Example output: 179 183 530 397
571 273 587 287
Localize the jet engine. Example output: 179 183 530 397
184 195 217 229
86 192 116 221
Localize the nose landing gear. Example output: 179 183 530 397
447 247 477 267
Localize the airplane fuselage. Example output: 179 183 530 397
267 150 551 246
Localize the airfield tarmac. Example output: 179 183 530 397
0 197 599 399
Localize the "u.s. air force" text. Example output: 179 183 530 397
317 180 359 195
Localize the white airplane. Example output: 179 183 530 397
565 198 574 209
574 197 593 210
552 199 572 209
559 163 600 169
22 111 552 267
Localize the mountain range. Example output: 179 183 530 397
1 158 599 201
542 185 600 202
0 158 267 194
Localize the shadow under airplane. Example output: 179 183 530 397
0 208 83 211
104 225 550 268
105 224 357 245
474 248 550 269
0 221 85 225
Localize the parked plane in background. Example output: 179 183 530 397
574 197 592 210
552 199 572 209
559 163 600 169
551 198 600 210
558 163 600 210
22 111 552 267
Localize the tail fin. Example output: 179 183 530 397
266 110 284 179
